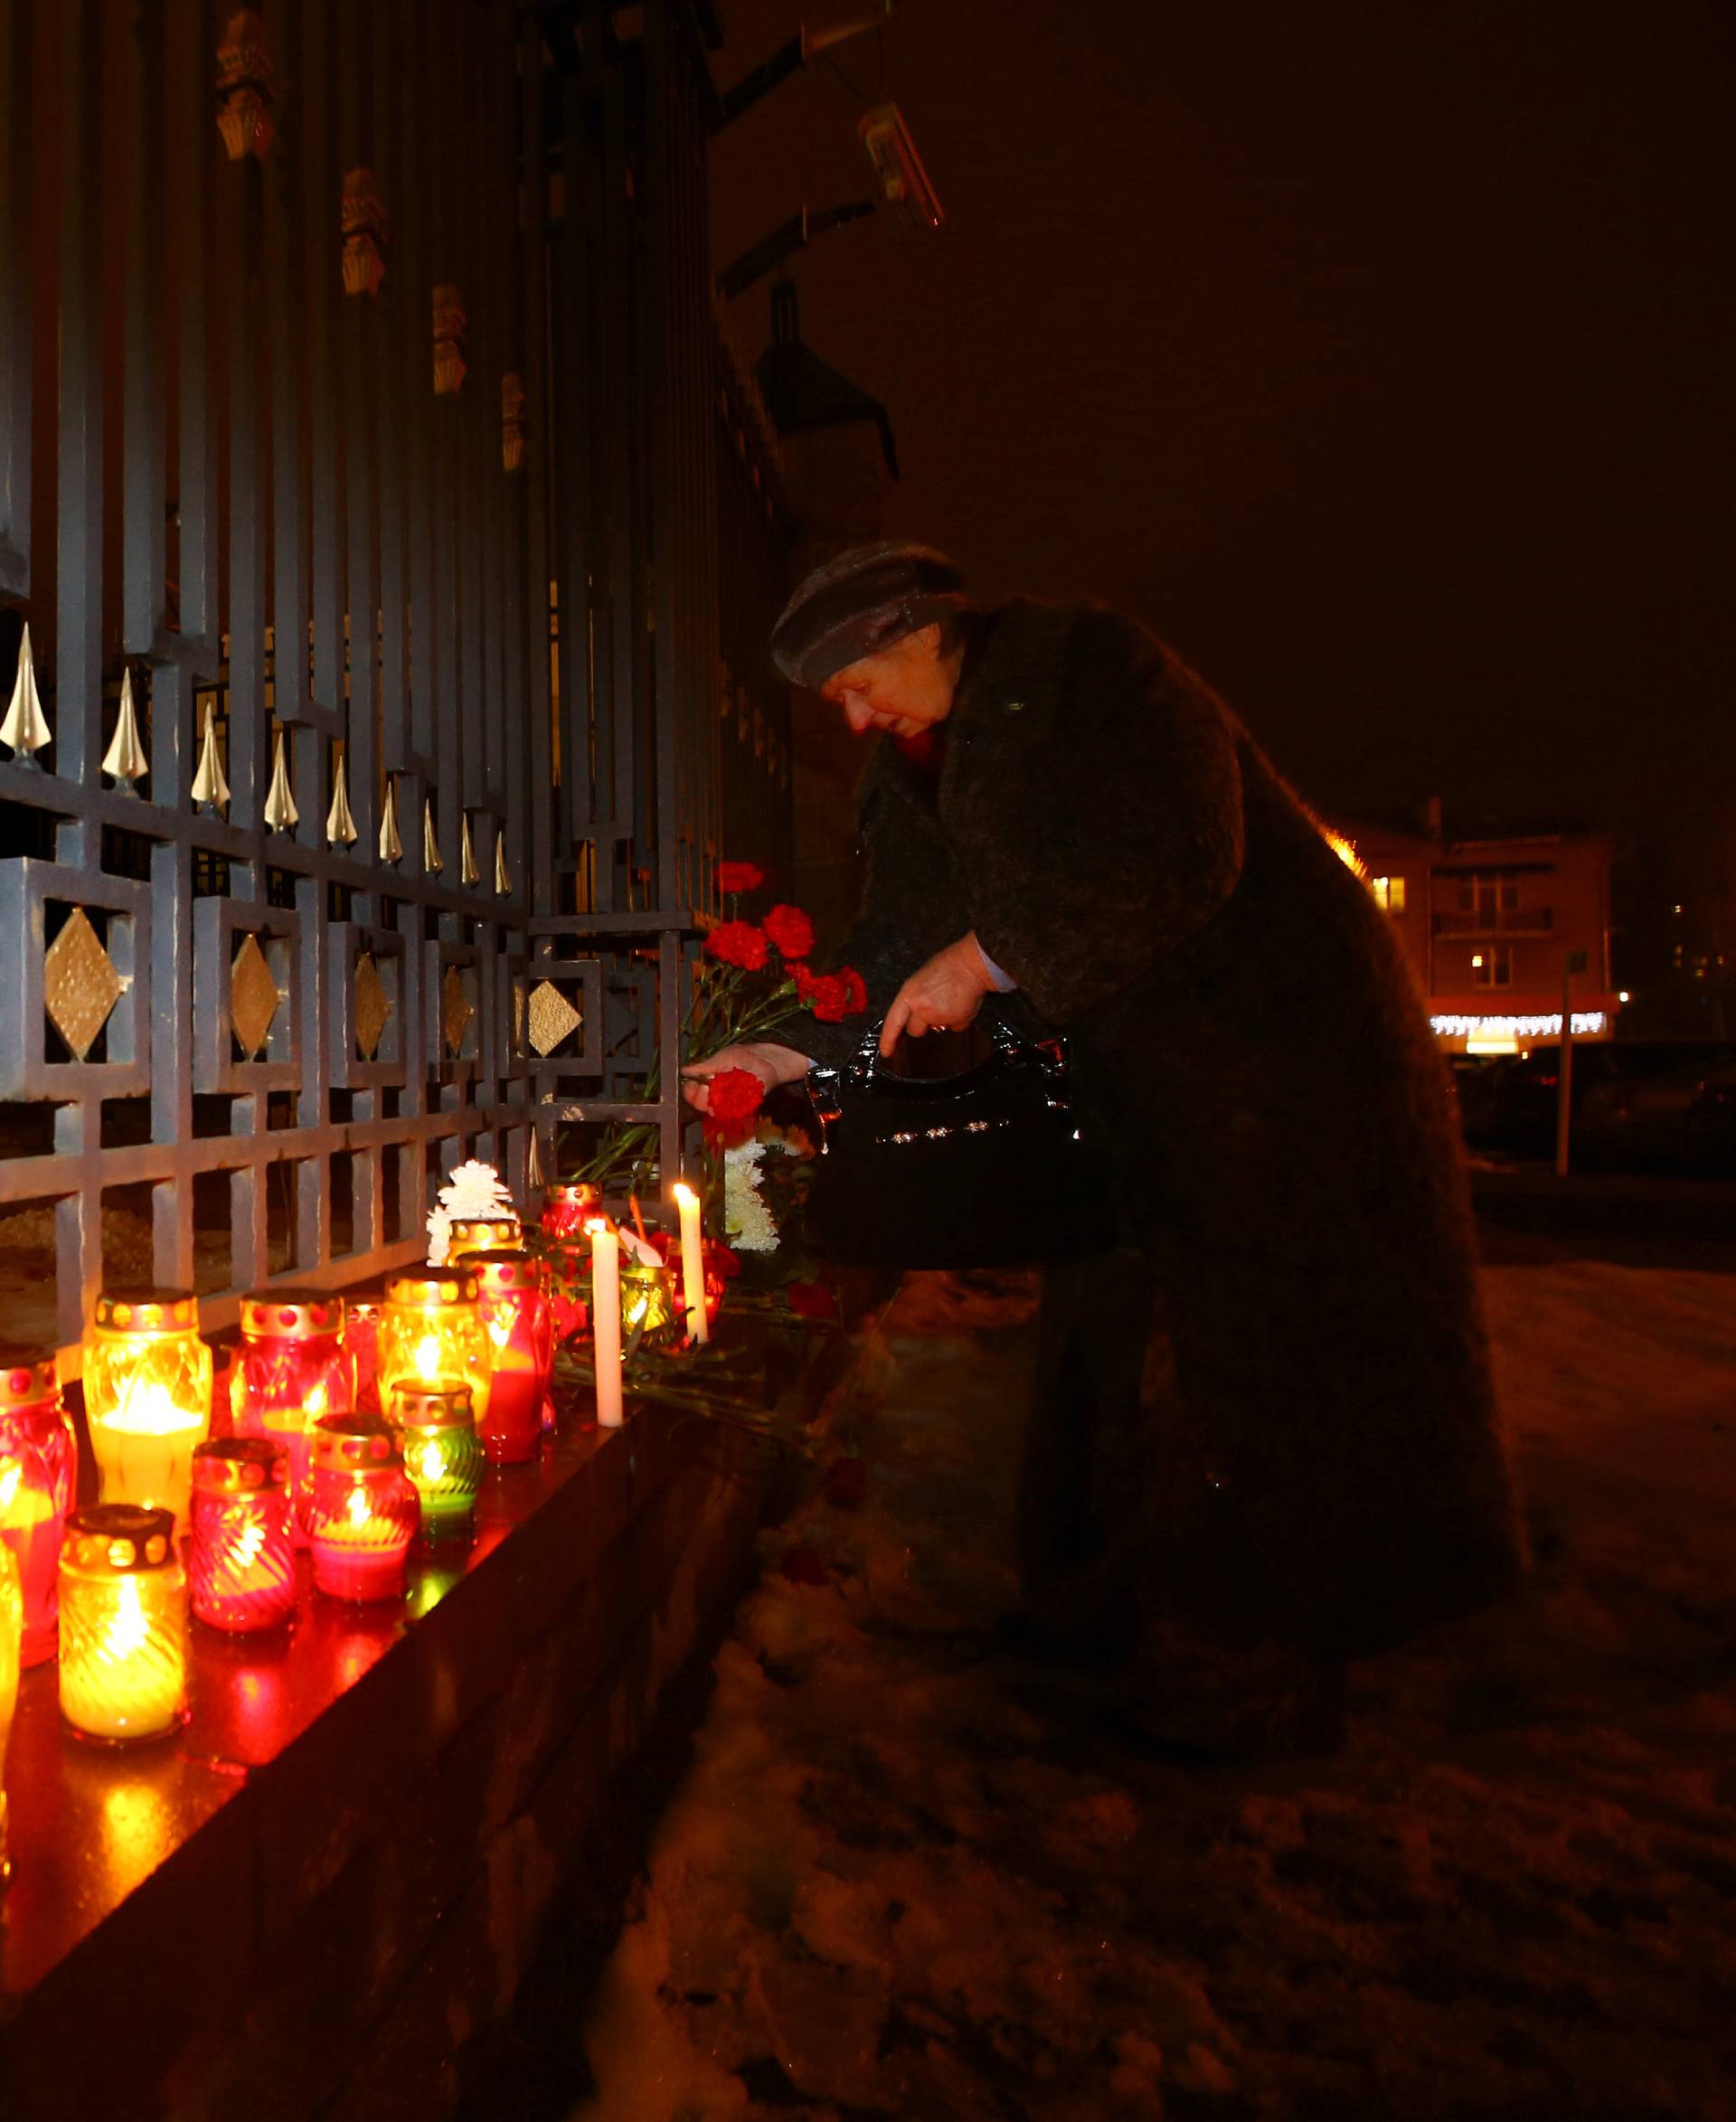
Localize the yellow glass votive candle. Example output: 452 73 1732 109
376 1266 491 1433
619 1260 677 1346
84 1289 213 1533
58 1505 187 1744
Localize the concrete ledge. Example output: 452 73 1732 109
0 1325 839 2121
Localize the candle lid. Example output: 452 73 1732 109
448 1214 521 1242
389 1382 476 1429
240 1287 346 1340
0 1348 60 1411
385 1265 480 1307
93 1287 199 1335
63 1503 176 1570
345 1290 384 1323
465 1249 542 1297
543 1183 597 1206
193 1436 288 1492
310 1412 403 1470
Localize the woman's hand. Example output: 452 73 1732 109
681 1041 811 1112
879 932 998 1059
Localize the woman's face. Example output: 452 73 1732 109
819 624 958 739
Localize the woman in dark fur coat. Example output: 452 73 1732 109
685 542 1524 1748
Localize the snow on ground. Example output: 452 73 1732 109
574 1262 1736 2121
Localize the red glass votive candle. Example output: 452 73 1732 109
0 1352 78 1667
539 1184 598 1239
467 1252 552 1465
190 1438 297 1633
305 1417 418 1604
231 1290 354 1547
347 1294 383 1415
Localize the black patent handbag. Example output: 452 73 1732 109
804 1015 1099 1269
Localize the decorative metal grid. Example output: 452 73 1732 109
0 0 793 1372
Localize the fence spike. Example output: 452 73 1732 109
101 669 150 787
423 797 444 874
460 811 479 886
379 774 403 863
1 624 52 760
263 723 298 830
326 746 358 845
191 697 231 811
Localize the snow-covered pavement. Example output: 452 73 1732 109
575 1260 1736 2120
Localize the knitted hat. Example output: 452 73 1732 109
770 542 967 689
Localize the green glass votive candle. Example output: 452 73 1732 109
389 1382 484 1545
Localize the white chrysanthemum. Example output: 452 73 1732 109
426 1157 514 1264
722 1141 778 1252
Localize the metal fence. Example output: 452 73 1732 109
0 0 790 1372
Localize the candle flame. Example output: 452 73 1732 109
418 1441 445 1483
103 1575 150 1661
107 1378 201 1436
414 1333 442 1379
346 1485 373 1530
486 1315 513 1351
306 1383 327 1418
672 1182 697 1208
231 1518 267 1569
0 1461 20 1516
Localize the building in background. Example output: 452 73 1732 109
1336 808 1616 1054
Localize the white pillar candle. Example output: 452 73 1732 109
672 1182 708 1344
588 1220 624 1429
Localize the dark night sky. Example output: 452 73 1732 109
709 0 1733 840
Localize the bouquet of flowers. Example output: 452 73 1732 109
563 860 866 1238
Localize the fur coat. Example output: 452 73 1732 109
782 599 1524 1656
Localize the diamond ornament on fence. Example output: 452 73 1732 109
43 909 127 1061
354 953 392 1063
441 966 475 1057
526 979 583 1058
230 935 282 1060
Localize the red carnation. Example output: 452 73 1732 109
701 1066 764 1148
703 1240 741 1281
839 967 867 1015
717 861 763 895
804 973 850 1023
704 920 769 972
762 903 815 961
788 962 816 1001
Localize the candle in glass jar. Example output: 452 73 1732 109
0 1353 77 1666
390 1383 484 1542
305 1417 419 1603
230 1290 354 1547
619 1260 677 1345
190 1438 297 1633
588 1221 623 1429
376 1267 492 1433
347 1294 384 1415
59 1505 187 1743
672 1183 708 1344
467 1251 552 1465
0 1541 20 1880
540 1183 598 1239
84 1290 212 1533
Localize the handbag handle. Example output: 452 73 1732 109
814 1014 1057 1100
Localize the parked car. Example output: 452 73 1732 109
1574 1053 1736 1172
1457 1042 1736 1159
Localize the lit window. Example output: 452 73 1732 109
1370 875 1406 914
1473 947 1513 989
